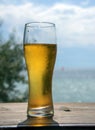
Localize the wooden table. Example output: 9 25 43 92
0 103 95 129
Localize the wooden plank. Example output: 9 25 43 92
0 103 27 127
0 103 95 127
54 103 95 126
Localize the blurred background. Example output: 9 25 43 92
0 0 95 102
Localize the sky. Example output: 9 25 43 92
0 0 95 69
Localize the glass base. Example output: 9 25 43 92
28 106 53 117
18 117 59 127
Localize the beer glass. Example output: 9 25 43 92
22 22 57 126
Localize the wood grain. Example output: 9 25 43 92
0 103 95 127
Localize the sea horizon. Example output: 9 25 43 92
15 67 95 103
52 67 95 102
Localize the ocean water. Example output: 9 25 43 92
18 68 95 103
52 69 95 103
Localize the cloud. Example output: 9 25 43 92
80 0 90 6
0 2 95 46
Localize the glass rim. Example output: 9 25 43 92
25 22 55 28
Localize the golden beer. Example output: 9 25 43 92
24 43 57 117
18 22 57 126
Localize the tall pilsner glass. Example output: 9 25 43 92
23 22 57 125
